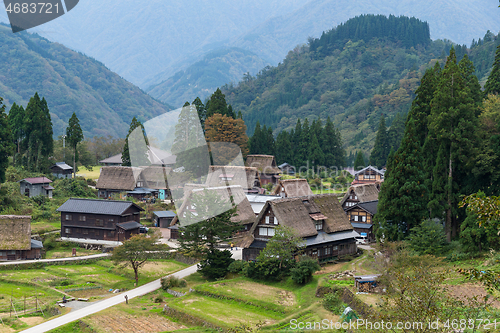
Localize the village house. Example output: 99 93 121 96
0 215 43 261
278 162 296 175
99 147 176 168
271 179 313 198
345 200 378 242
153 210 176 228
50 162 73 179
171 185 257 245
18 177 54 198
245 155 281 186
243 194 359 262
340 183 379 210
351 165 384 185
245 193 282 215
57 198 144 244
205 166 260 193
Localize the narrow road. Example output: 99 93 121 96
20 249 242 333
0 253 110 266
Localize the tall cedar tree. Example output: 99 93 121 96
369 115 388 169
249 121 263 154
23 93 53 172
250 123 276 156
0 97 14 184
7 103 24 165
426 48 480 241
206 88 231 118
375 118 428 241
204 113 249 162
386 112 406 151
192 97 206 131
484 43 500 95
354 151 365 170
122 117 149 166
298 118 310 168
66 112 84 178
275 130 293 165
322 116 345 167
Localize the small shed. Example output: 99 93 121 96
50 162 73 179
18 177 53 198
153 211 176 228
354 274 381 292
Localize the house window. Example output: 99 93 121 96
137 181 143 187
268 228 275 237
325 247 331 255
83 229 88 235
354 215 359 222
107 231 115 237
109 218 114 222
220 176 233 181
65 214 72 221
333 246 338 251
315 220 323 231
265 216 270 224
259 227 274 237
274 217 278 225
361 216 366 222
65 228 71 234
354 195 357 200
79 215 86 222
95 219 104 227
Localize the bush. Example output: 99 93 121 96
228 260 248 274
323 289 344 313
161 276 181 290
290 258 320 284
244 258 290 282
409 219 448 255
198 249 234 280
179 279 187 288
154 295 163 303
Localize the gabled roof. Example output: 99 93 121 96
250 194 353 239
96 166 142 191
340 183 380 206
19 177 52 185
56 198 144 215
50 162 73 171
116 221 143 230
0 215 31 250
172 185 256 228
99 153 123 164
245 155 281 174
140 166 170 189
271 179 313 198
31 239 43 249
205 166 259 190
305 230 360 247
354 165 385 176
345 200 379 215
153 211 176 218
351 222 373 229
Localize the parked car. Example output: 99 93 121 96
139 226 149 234
355 236 368 245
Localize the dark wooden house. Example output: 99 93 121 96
57 198 144 243
0 215 43 261
50 162 73 179
352 166 384 185
278 162 295 175
243 194 359 262
18 177 53 198
271 179 313 198
153 211 176 228
340 183 379 210
245 155 281 186
346 200 378 242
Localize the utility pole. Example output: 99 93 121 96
62 134 67 162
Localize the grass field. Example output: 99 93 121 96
76 166 101 180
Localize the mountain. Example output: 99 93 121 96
0 24 171 138
1 0 498 97
147 47 270 107
222 15 500 156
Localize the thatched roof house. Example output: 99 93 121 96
341 183 380 210
243 194 359 262
271 179 313 198
96 166 142 197
0 215 43 260
205 166 260 191
352 165 384 185
245 155 281 185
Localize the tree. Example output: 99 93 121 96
321 116 345 168
386 112 406 152
408 219 447 255
192 97 207 131
484 43 500 95
197 248 234 280
178 189 239 257
66 112 84 178
23 93 53 172
206 88 229 118
7 103 25 165
122 117 148 167
112 233 165 285
354 151 365 170
0 97 14 185
204 113 249 162
369 115 388 169
256 225 304 270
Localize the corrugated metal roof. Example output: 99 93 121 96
56 198 143 215
153 211 176 218
19 177 52 184
304 230 359 247
116 221 142 230
31 239 43 249
99 153 123 164
351 222 373 229
52 162 73 170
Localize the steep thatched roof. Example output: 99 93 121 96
271 179 313 197
0 215 31 250
172 185 257 228
340 183 380 206
250 194 353 239
140 166 171 189
96 166 142 191
245 155 280 174
205 166 259 190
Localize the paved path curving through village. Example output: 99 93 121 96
20 249 242 333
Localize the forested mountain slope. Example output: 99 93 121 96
223 15 500 155
0 24 171 138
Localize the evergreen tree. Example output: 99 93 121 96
275 130 293 165
206 88 229 118
308 131 324 167
23 93 53 172
484 43 500 95
192 97 206 130
370 115 388 168
7 103 25 165
322 116 344 168
0 97 14 184
299 118 310 169
122 117 149 167
66 112 84 178
375 118 428 241
292 119 303 167
386 112 406 152
249 121 263 154
354 151 365 170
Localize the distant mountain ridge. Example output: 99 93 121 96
0 24 171 138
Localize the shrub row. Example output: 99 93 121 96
163 305 225 331
0 257 105 271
